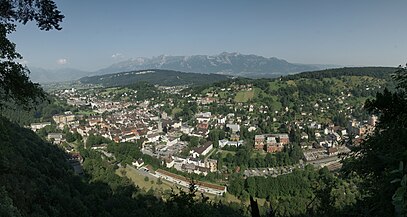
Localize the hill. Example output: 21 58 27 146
79 69 233 87
0 117 245 217
95 52 331 78
185 67 396 128
283 66 396 80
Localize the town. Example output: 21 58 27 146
30 78 379 195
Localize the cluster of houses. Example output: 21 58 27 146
34 82 382 184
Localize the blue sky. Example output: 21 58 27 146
10 0 407 71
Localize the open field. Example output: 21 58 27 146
217 149 236 158
116 166 175 192
234 90 255 102
117 166 252 203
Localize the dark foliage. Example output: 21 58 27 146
283 67 395 80
0 117 247 217
342 66 407 216
0 0 64 109
79 69 232 87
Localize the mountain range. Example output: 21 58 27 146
28 52 339 83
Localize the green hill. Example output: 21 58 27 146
188 67 396 128
284 66 395 80
79 69 233 87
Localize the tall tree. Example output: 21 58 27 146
342 66 407 216
0 0 64 109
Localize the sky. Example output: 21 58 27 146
10 0 407 71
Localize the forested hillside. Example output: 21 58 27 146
0 117 246 217
79 69 232 87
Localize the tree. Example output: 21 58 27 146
229 174 244 196
65 131 76 143
342 66 407 216
0 0 64 109
0 187 21 217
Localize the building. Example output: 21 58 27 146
196 112 211 123
47 133 64 144
132 158 145 168
254 134 289 152
219 139 243 148
368 115 378 127
53 114 76 125
254 135 265 150
164 157 175 168
226 124 240 133
30 122 51 131
155 169 226 195
190 142 213 158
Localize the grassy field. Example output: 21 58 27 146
171 107 182 116
234 90 255 103
117 166 266 206
100 87 131 96
217 149 236 158
118 166 238 202
218 91 227 99
116 166 175 193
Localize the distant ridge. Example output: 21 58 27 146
29 52 340 83
95 52 334 78
79 69 233 87
283 66 396 80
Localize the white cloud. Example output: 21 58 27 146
57 58 67 65
111 53 124 59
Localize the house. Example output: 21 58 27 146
182 164 210 175
197 122 209 130
254 135 265 150
301 132 309 140
47 133 64 144
132 158 145 168
181 125 194 134
30 122 51 131
121 134 139 142
217 117 226 124
164 157 175 168
327 147 338 156
219 139 243 148
53 114 76 125
226 124 240 133
190 142 213 158
172 121 182 129
196 112 211 123
146 133 160 143
266 136 284 153
166 137 179 147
